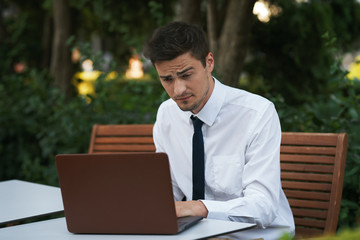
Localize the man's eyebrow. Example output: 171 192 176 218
176 67 194 76
159 67 194 79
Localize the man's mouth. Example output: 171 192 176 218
175 95 192 101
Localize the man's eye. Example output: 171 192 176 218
162 77 173 82
182 74 191 79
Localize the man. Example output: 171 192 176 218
143 21 295 234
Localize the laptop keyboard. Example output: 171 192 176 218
177 216 203 232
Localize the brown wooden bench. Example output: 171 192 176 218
88 124 347 238
88 124 155 153
281 132 347 238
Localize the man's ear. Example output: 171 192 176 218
206 52 215 72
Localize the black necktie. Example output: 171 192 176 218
191 116 205 200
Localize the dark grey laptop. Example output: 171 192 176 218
55 153 202 234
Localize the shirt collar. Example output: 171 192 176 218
185 77 225 126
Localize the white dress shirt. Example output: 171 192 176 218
153 78 295 232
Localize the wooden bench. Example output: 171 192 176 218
281 132 347 238
88 124 347 237
88 124 155 153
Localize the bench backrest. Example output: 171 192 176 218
280 132 347 238
88 124 155 153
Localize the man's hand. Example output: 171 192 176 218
175 200 208 218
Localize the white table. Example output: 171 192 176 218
0 217 258 240
0 180 292 239
0 179 64 225
215 227 293 240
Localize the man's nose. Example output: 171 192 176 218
174 78 186 96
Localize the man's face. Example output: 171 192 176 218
155 52 215 114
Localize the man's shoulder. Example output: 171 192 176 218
157 98 178 113
155 98 186 122
223 84 273 112
154 98 189 135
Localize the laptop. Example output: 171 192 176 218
55 153 203 234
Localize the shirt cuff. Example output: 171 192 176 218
201 199 256 224
201 199 230 221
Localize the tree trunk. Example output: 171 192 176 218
0 0 6 45
50 0 73 96
206 0 218 56
178 0 255 87
41 12 52 69
215 0 256 87
177 0 202 25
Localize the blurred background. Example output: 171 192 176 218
0 0 359 233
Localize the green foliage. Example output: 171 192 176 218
300 227 360 240
245 0 360 105
274 78 360 228
68 0 175 66
277 232 293 240
277 227 360 239
271 49 360 230
0 0 47 71
0 69 166 186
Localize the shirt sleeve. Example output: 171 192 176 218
201 103 282 228
153 104 185 201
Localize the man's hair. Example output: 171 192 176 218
143 21 209 67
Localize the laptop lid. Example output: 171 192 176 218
55 153 201 234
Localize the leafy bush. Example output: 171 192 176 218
271 59 360 230
246 0 360 105
0 69 166 186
